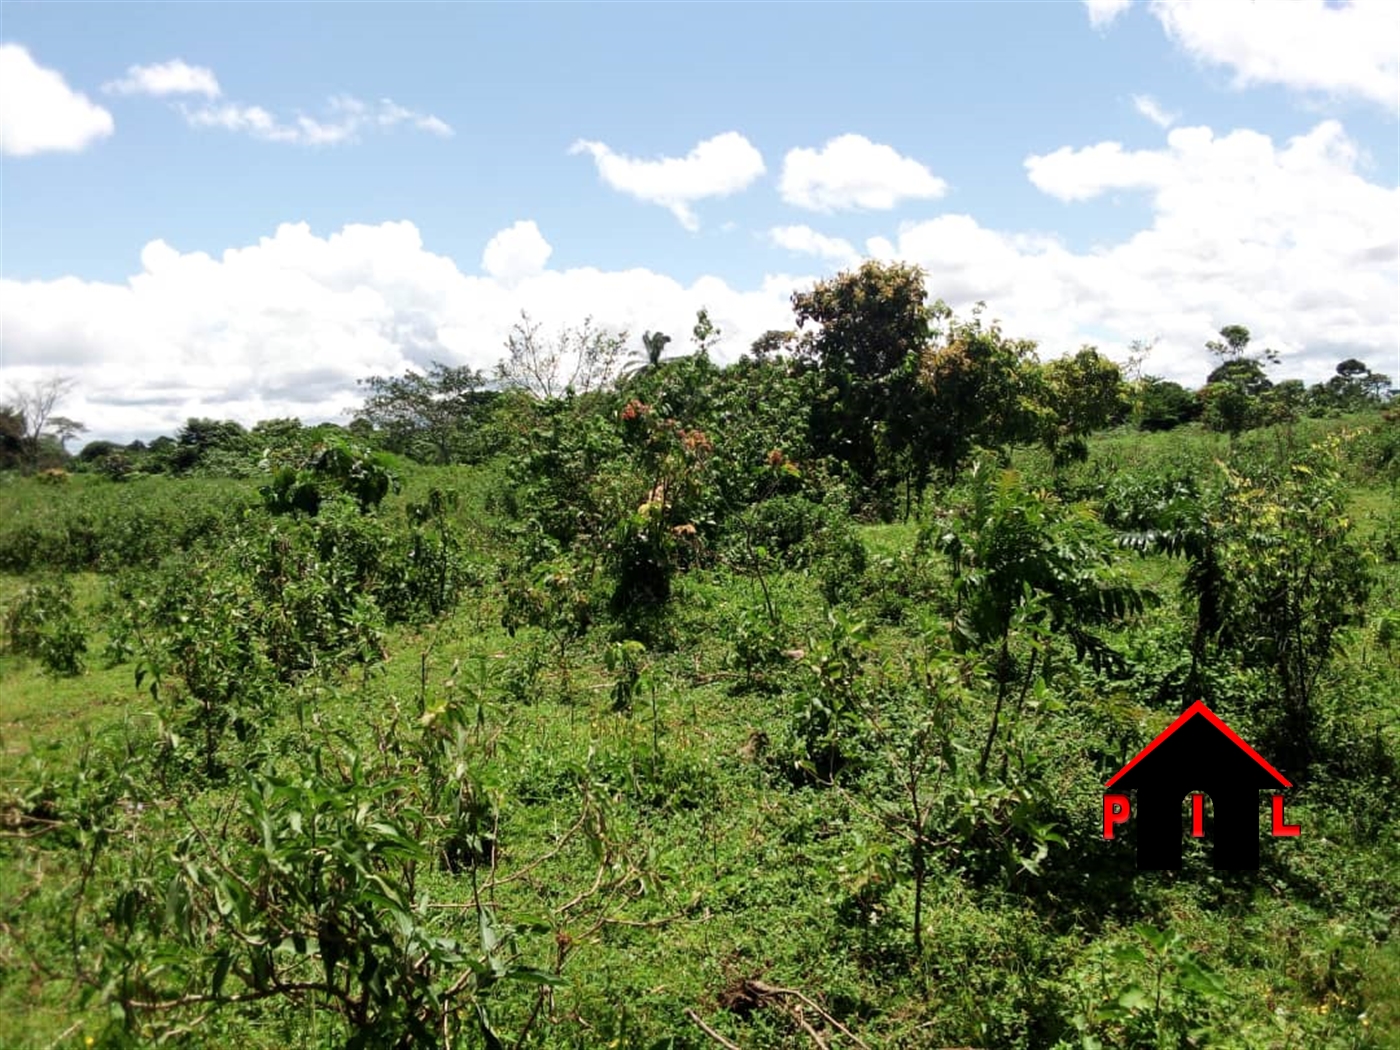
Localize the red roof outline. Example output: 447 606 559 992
1105 700 1292 789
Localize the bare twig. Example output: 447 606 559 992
685 1008 744 1050
746 981 871 1050
789 1006 829 1048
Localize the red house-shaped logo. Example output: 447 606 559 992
1103 701 1299 871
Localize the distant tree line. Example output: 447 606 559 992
3 262 1391 491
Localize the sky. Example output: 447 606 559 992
1 0 1398 443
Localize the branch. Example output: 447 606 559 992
685 1008 744 1050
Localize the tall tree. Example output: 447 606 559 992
1200 325 1277 438
747 329 798 360
355 362 491 464
1310 358 1393 413
1134 377 1200 432
691 307 722 358
47 416 88 451
919 303 1044 477
170 418 254 474
495 312 627 399
791 260 933 502
619 330 674 383
1039 347 1127 467
4 375 78 473
0 406 24 471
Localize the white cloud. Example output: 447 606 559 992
1085 0 1133 29
870 119 1399 386
0 43 114 157
96 58 452 145
1148 0 1400 110
0 221 807 441
768 225 859 267
103 59 221 98
1025 139 1174 201
1132 93 1178 128
779 134 948 212
569 132 766 231
4 119 1394 441
179 93 452 145
482 220 553 281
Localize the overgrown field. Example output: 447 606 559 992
3 409 1399 1049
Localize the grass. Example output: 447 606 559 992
2 416 1398 1049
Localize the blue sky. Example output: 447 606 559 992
2 0 1397 441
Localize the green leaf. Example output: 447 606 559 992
211 950 233 998
1117 985 1150 1011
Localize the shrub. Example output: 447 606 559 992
4 575 87 676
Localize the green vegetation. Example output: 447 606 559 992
2 265 1397 1048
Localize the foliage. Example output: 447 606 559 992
1059 923 1233 1049
4 575 87 676
354 361 494 464
1 353 1396 1050
96 746 560 1048
1206 439 1372 772
937 465 1148 667
785 609 874 783
1308 358 1393 415
379 487 476 624
1199 324 1279 439
259 438 399 516
792 260 933 502
1039 348 1127 468
0 474 251 574
606 400 714 617
1109 437 1372 774
920 303 1047 479
1133 376 1200 432
170 417 258 475
935 465 1150 779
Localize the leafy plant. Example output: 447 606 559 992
1062 924 1232 1049
100 750 558 1048
786 609 873 783
501 553 594 700
935 464 1149 777
1209 440 1372 771
259 438 399 516
4 575 87 676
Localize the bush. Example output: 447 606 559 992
4 576 87 676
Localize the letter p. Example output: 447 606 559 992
1103 794 1131 839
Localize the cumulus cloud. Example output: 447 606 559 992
482 220 553 281
103 59 221 98
1084 0 1133 29
1026 139 1174 201
179 93 452 145
569 132 766 230
873 119 1399 386
768 225 860 267
779 134 948 212
1132 93 1178 128
3 118 1394 440
1149 0 1399 110
0 43 114 157
0 220 807 441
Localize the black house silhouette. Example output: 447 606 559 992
1107 701 1291 870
